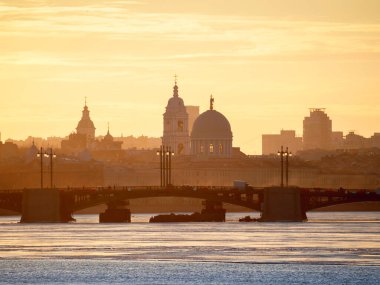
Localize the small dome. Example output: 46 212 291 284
77 119 95 129
104 130 113 142
77 105 95 130
191 110 232 139
167 96 185 110
165 84 186 113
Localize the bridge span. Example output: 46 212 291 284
0 186 379 222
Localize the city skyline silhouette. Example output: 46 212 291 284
1 0 379 155
1 2 380 284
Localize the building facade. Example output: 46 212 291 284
185 105 200 134
262 130 303 155
303 108 332 150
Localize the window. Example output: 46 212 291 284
219 144 223 153
200 145 204 153
178 120 184 131
210 144 214 153
178 143 184 155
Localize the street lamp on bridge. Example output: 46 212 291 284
285 147 292 187
157 145 174 187
46 148 57 189
36 147 49 189
277 146 292 188
36 147 56 189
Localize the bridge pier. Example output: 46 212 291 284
99 200 131 223
21 189 74 223
260 187 307 222
200 200 226 222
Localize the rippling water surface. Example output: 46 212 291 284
0 212 379 284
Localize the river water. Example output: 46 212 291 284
0 212 379 284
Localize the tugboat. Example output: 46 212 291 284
99 200 131 223
238 215 258 222
149 200 226 223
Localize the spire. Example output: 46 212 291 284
82 100 90 118
104 122 113 141
173 74 179 97
210 95 214 110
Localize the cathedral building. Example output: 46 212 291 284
162 77 233 159
162 79 191 155
93 124 123 151
61 100 96 155
190 96 233 158
76 100 96 141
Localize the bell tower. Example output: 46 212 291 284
162 76 190 155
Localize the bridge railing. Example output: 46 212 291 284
57 185 266 193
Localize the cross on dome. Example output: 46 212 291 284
173 74 179 97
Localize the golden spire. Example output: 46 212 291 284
210 95 214 110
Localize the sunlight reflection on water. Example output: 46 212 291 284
0 212 379 284
0 212 379 265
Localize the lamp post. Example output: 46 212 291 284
278 146 292 188
157 145 165 187
36 147 48 189
167 146 174 186
156 148 162 187
285 147 292 187
46 148 57 189
164 146 169 187
277 146 284 188
157 145 175 187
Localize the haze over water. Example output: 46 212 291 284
0 212 379 284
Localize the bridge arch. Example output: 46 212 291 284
70 188 262 213
306 200 380 212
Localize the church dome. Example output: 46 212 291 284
103 126 113 142
165 84 186 113
166 96 185 110
191 109 232 139
77 106 95 129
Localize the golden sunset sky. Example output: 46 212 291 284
0 0 379 154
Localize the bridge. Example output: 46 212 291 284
0 186 379 222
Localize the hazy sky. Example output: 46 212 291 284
0 0 379 154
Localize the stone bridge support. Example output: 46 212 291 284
260 187 307 222
21 189 74 223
